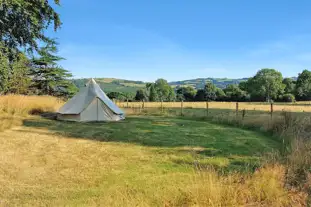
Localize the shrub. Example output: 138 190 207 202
278 94 296 103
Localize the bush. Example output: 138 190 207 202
278 94 295 102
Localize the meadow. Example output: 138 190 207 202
117 101 311 112
0 96 310 206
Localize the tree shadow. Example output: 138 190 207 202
21 116 279 172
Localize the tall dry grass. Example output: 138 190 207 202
0 95 63 131
0 95 63 115
117 101 311 112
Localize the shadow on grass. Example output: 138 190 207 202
22 115 280 172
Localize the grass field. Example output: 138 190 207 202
0 96 309 206
117 101 311 112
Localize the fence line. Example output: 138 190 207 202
116 101 309 113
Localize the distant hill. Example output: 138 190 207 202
170 78 248 89
72 78 146 94
72 77 248 93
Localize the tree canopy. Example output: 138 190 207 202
146 79 175 102
245 69 285 101
29 41 77 97
295 70 311 101
0 0 61 54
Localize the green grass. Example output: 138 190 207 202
1 115 292 206
22 116 279 172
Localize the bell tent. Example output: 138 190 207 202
57 78 125 122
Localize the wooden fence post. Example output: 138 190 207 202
181 100 184 116
236 102 239 117
142 100 145 109
270 103 274 119
206 101 209 117
127 99 129 108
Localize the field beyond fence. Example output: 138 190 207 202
117 101 311 113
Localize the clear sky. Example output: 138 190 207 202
51 0 311 82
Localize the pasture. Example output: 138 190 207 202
117 101 311 113
0 96 308 206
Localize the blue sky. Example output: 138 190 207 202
51 0 311 81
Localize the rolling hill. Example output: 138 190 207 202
72 77 248 94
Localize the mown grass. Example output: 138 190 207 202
0 95 308 206
22 116 280 172
0 116 304 206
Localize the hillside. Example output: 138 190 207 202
72 77 248 93
170 78 248 89
72 78 146 94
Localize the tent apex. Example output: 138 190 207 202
86 78 97 86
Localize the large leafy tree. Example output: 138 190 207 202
107 91 125 101
0 0 61 54
204 81 217 101
215 88 226 101
134 89 147 101
295 70 311 101
194 89 206 101
224 84 248 101
123 92 135 102
146 79 175 101
283 78 295 94
246 68 285 101
176 86 197 101
167 87 176 101
154 79 171 101
8 53 31 94
0 45 10 93
0 44 31 94
29 41 77 97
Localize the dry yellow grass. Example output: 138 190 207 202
0 123 306 206
117 101 311 112
0 95 308 206
0 95 63 115
0 95 63 131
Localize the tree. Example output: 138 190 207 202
194 89 206 101
176 86 197 101
204 81 217 101
29 41 78 97
146 83 158 102
148 84 159 102
0 45 10 93
8 53 31 94
224 84 248 101
146 79 174 101
0 0 61 54
277 94 295 102
0 44 31 94
215 88 226 101
123 92 135 102
135 89 147 101
246 69 285 101
295 70 311 101
167 87 176 101
283 78 295 94
154 78 171 101
107 91 124 101
238 81 248 91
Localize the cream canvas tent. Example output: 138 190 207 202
57 78 125 122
